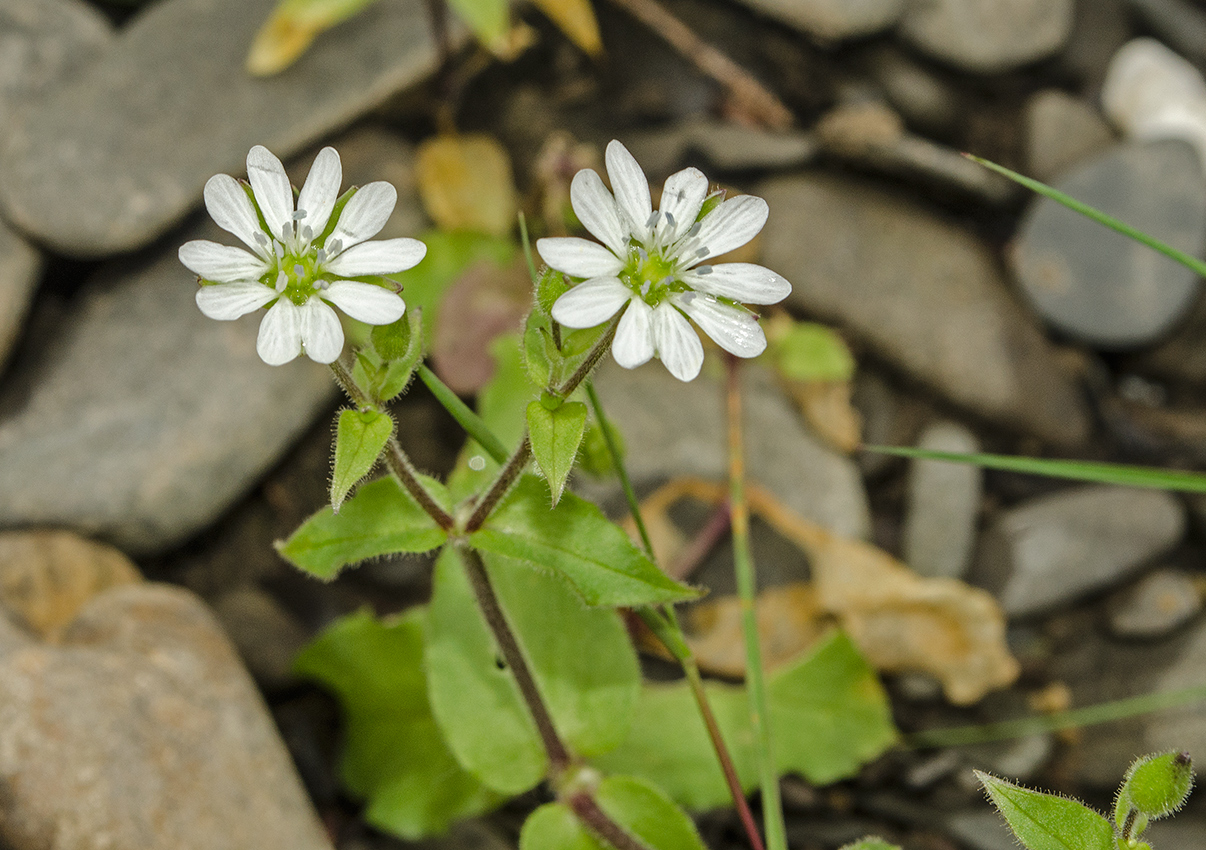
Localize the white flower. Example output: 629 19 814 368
179 145 426 365
536 140 790 382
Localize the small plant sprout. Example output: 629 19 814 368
179 145 426 365
1114 751 1195 845
537 139 790 381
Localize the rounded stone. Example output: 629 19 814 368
897 0 1074 74
1011 140 1206 349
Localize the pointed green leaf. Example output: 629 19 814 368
448 0 510 52
278 476 449 580
520 803 605 850
865 446 1206 494
976 771 1116 850
293 609 501 839
594 775 708 850
470 475 699 607
425 546 643 794
593 631 897 810
331 409 393 512
527 399 587 505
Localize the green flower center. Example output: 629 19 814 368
265 245 325 305
622 246 686 307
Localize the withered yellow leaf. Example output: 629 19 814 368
247 0 383 76
529 0 603 56
416 134 519 237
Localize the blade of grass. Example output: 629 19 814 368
864 445 1206 495
965 153 1206 279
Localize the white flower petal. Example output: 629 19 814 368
323 238 426 276
606 140 652 238
247 145 295 242
196 280 277 320
611 297 654 369
689 194 769 263
300 297 345 363
257 298 304 365
328 181 397 250
570 169 628 256
537 237 624 279
674 292 766 358
680 263 791 305
204 174 268 255
297 147 342 237
179 240 270 282
551 277 632 328
656 167 708 244
652 303 704 381
323 281 406 325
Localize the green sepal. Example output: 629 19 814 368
469 475 699 607
696 189 725 222
977 771 1116 850
536 267 569 316
1116 751 1194 830
331 408 393 512
277 476 450 580
371 311 415 361
527 399 588 505
292 608 501 839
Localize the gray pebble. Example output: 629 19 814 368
0 215 40 370
1024 89 1116 182
1109 567 1203 638
1011 140 1206 349
757 173 1091 447
212 586 309 691
897 0 1074 74
0 0 446 256
974 485 1185 617
729 0 902 41
902 421 981 580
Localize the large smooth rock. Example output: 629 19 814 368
973 485 1185 617
1011 140 1206 349
730 0 902 41
0 128 421 554
0 0 112 126
896 0 1074 74
0 583 333 850
902 421 981 580
0 0 444 257
0 216 40 369
580 361 872 541
758 173 1090 447
1024 89 1115 182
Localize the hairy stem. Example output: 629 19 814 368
457 544 572 772
329 361 455 530
588 376 766 850
726 354 786 850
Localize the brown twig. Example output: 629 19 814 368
603 0 792 130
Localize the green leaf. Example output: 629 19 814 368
470 475 699 607
967 155 1206 279
976 771 1116 850
593 631 897 810
425 546 642 794
594 775 708 850
487 553 641 756
772 321 855 382
277 476 449 580
293 609 501 838
839 838 901 850
864 446 1206 494
448 0 510 53
331 409 393 512
770 630 898 785
527 399 588 505
425 548 547 794
520 803 605 850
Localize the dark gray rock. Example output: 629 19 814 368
579 361 872 541
729 0 902 41
0 0 446 256
902 421 981 580
1024 89 1116 181
1011 140 1206 349
897 0 1074 74
1108 567 1202 638
0 129 422 554
0 0 112 126
758 173 1091 447
973 485 1185 617
0 584 333 850
865 47 963 135
0 216 40 369
623 120 818 178
212 586 309 691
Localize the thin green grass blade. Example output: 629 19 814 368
965 154 1206 279
907 684 1206 748
865 445 1206 494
